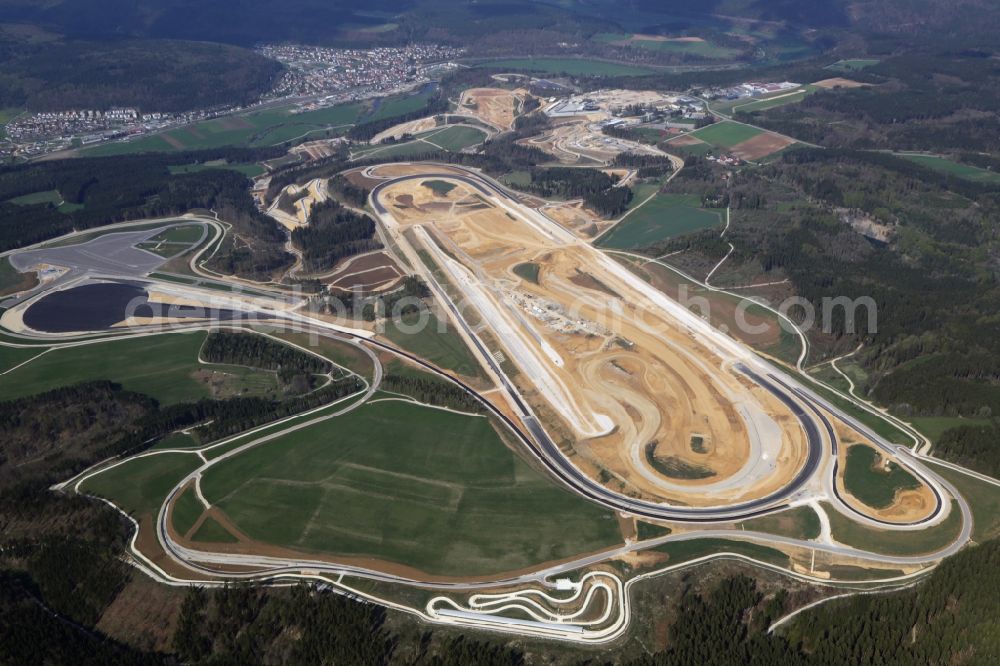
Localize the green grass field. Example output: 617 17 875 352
0 332 212 404
171 486 204 537
597 193 724 249
355 125 486 160
0 107 21 139
897 153 1000 184
843 444 920 509
354 140 439 160
667 139 713 157
0 345 46 373
591 33 742 59
0 331 282 405
8 190 63 206
382 311 486 380
423 125 487 151
200 400 622 575
191 516 239 543
151 432 199 450
475 57 655 76
0 255 37 297
626 180 663 208
624 126 674 144
651 537 789 567
688 121 765 148
928 462 1000 542
910 416 993 443
822 500 963 556
81 452 201 518
149 225 204 244
82 97 379 155
739 505 821 540
826 58 880 72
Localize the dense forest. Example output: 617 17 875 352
509 167 633 217
381 373 485 413
613 152 675 178
291 198 381 272
741 50 1000 154
0 149 292 278
202 330 333 390
0 37 283 112
639 148 1000 470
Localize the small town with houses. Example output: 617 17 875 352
0 43 464 161
259 43 465 98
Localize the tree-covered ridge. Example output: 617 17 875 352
0 381 156 486
509 167 633 217
644 150 1000 428
741 51 1000 154
291 198 380 272
381 373 485 413
201 331 331 375
0 38 283 113
0 149 287 273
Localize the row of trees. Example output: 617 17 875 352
511 167 634 217
346 95 449 142
381 373 485 413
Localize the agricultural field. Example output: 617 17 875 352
199 400 623 575
684 121 796 160
474 57 655 76
842 444 920 509
357 125 486 159
0 344 45 373
597 193 724 249
826 58 880 71
688 121 765 148
8 189 63 206
592 33 743 59
422 125 487 151
382 311 487 380
897 153 1000 184
81 89 436 157
0 331 280 405
81 452 202 518
85 102 364 156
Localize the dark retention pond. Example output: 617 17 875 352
23 282 243 333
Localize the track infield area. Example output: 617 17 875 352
597 194 725 249
198 399 623 577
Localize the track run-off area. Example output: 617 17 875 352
1 163 997 643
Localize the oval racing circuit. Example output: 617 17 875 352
11 164 978 644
